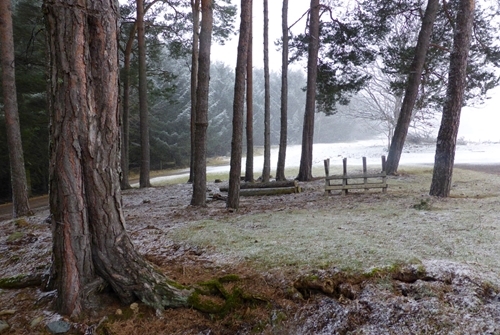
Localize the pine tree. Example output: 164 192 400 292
191 0 214 206
430 0 475 197
0 0 32 217
227 0 251 209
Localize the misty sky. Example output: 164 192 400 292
211 2 500 143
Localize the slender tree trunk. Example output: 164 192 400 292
137 0 151 187
385 0 440 175
276 0 288 181
189 0 200 184
430 0 474 197
0 0 32 218
244 3 254 182
191 0 214 206
262 0 271 182
120 23 137 190
227 0 251 209
44 0 191 317
296 0 320 182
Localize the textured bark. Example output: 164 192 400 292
227 0 251 209
120 22 137 190
137 0 151 188
385 0 440 175
430 0 474 197
296 0 320 182
276 0 288 181
188 0 200 184
262 0 271 183
0 0 32 218
244 3 254 182
191 0 214 206
44 0 191 316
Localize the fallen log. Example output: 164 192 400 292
238 186 300 197
0 273 44 289
219 180 298 192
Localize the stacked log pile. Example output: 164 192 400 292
219 180 301 196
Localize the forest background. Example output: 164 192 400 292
0 0 499 203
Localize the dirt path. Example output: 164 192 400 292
0 195 48 221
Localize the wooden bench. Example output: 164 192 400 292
324 156 387 196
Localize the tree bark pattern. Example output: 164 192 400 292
245 3 254 182
44 0 190 316
385 0 440 174
0 0 32 218
189 0 200 184
137 0 151 188
296 0 320 182
227 0 251 209
262 0 271 182
191 0 214 206
430 0 474 197
276 0 289 181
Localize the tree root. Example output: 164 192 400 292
187 274 267 316
293 264 433 300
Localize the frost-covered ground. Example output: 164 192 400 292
3 139 500 334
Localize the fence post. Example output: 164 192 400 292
363 157 368 190
342 158 348 195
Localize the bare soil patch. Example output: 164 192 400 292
0 165 500 334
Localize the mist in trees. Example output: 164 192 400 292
2 0 500 208
384 0 439 175
358 0 500 174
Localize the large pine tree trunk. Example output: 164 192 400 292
189 0 200 184
385 0 440 175
296 0 320 182
227 0 252 209
262 0 271 183
245 4 254 182
44 0 190 317
276 0 288 181
137 0 151 188
191 0 214 206
0 0 32 218
430 0 474 197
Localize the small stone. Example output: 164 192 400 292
115 309 123 316
130 302 139 314
30 316 43 328
0 320 10 334
46 320 71 334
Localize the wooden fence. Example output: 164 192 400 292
324 156 387 195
